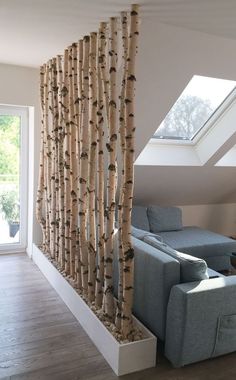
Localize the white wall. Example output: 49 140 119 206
133 19 236 207
133 200 236 236
136 20 236 157
0 63 41 256
180 203 236 236
1 20 236 248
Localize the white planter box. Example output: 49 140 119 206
32 244 157 376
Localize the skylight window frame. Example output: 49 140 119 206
191 85 236 144
152 84 236 146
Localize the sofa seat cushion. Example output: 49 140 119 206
131 206 150 231
207 268 225 279
144 235 209 283
157 227 236 259
205 256 232 272
147 205 183 233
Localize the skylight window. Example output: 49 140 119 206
154 75 236 141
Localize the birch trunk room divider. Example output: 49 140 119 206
36 4 139 341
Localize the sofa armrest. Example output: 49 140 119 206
165 276 236 367
132 237 180 340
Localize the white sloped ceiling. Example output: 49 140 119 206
1 0 236 67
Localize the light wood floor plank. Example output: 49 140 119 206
0 342 101 378
1 253 236 380
0 321 84 349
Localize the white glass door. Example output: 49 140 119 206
0 105 28 253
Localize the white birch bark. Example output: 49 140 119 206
95 28 106 308
99 22 109 123
70 43 80 281
68 45 77 278
79 36 90 297
116 11 128 329
62 49 71 274
51 57 60 260
56 55 66 269
36 65 47 251
104 17 118 321
121 4 139 339
76 40 84 289
88 32 98 303
44 62 53 256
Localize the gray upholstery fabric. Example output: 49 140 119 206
165 276 236 367
213 314 236 357
144 235 209 283
131 226 162 241
205 255 232 272
115 229 236 367
147 205 183 233
131 206 150 231
207 267 224 278
113 236 180 340
157 226 236 268
132 237 180 340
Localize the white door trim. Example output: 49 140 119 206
0 105 28 253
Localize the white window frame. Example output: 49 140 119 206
136 89 236 167
0 105 28 254
153 84 236 145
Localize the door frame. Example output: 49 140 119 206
0 104 28 254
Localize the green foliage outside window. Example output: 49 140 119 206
0 115 20 180
0 115 20 224
0 188 19 223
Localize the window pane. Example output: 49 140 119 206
0 115 20 244
154 75 236 140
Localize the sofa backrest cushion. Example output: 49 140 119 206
147 205 183 233
144 235 209 283
132 205 150 231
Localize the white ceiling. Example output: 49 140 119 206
2 0 236 67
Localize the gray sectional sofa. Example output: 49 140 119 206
132 205 236 271
128 205 236 367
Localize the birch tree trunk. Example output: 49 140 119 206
44 62 53 256
62 49 71 274
95 28 106 308
116 11 128 329
104 17 118 321
68 45 77 278
76 40 84 289
36 65 46 251
88 32 98 303
70 43 80 281
121 4 139 339
99 22 109 123
56 55 66 269
47 60 56 258
41 66 48 251
79 36 90 297
51 58 60 260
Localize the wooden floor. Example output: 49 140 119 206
1 253 236 380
